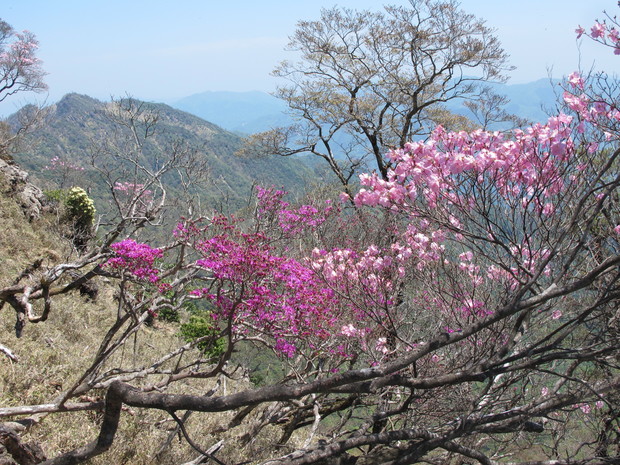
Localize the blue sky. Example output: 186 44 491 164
0 0 617 116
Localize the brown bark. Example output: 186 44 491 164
0 424 46 465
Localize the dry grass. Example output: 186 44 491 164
0 189 209 462
0 288 239 463
0 187 60 281
0 293 243 463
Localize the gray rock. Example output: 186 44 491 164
0 158 46 221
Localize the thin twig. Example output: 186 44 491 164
168 410 228 465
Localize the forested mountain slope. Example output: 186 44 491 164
9 93 316 214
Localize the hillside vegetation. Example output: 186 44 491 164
0 93 323 464
10 93 317 215
2 4 620 465
0 165 273 465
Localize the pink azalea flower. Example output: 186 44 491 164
567 71 584 90
542 203 555 216
340 324 358 337
376 337 390 354
591 22 606 39
575 26 585 39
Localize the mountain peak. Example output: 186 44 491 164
10 92 315 214
54 93 103 115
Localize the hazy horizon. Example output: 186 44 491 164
1 0 617 117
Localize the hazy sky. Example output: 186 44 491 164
0 0 617 116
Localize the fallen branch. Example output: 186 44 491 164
0 401 104 418
0 342 18 362
180 440 224 465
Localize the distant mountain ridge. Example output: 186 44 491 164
171 79 561 135
6 79 563 219
10 93 316 214
172 90 290 135
473 78 561 123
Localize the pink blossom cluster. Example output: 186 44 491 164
255 185 288 212
6 31 42 65
349 116 576 295
173 218 219 244
455 298 492 319
356 116 574 214
112 181 155 217
402 287 482 338
106 239 163 283
0 29 45 84
191 215 353 358
458 250 483 287
576 20 620 54
485 246 552 290
343 112 601 336
309 221 447 302
311 247 387 306
310 244 402 298
255 186 336 236
113 182 152 198
563 73 620 128
45 156 84 172
278 203 329 235
573 401 606 415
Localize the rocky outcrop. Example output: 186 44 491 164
0 158 47 221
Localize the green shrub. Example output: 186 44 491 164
43 188 68 204
157 305 180 322
179 313 225 359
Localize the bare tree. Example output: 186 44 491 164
241 0 513 193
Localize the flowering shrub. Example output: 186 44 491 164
106 239 163 283
45 156 84 173
113 181 155 218
576 18 620 54
187 214 353 358
255 186 337 236
0 22 47 103
65 187 96 227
